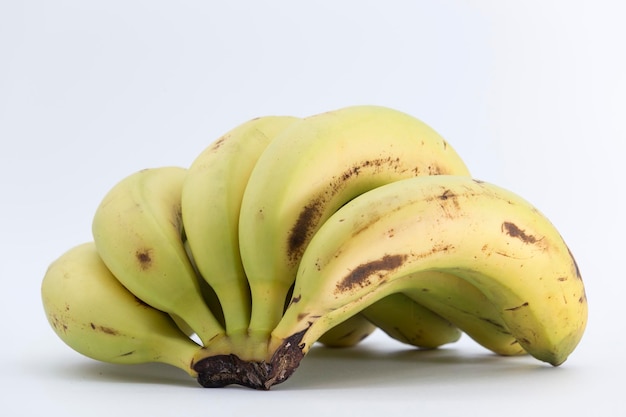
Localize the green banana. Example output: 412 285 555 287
41 242 202 375
239 105 471 344
92 166 224 346
181 115 300 340
265 175 587 388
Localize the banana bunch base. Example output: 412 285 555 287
41 105 588 390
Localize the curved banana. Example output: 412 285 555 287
181 115 300 338
266 175 587 388
361 292 461 350
41 242 202 376
398 271 525 356
92 166 224 346
239 105 471 342
317 314 377 348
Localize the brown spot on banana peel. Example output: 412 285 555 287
334 245 453 294
89 323 119 335
288 200 322 264
336 254 408 293
286 157 449 266
438 189 455 201
436 189 462 218
50 314 69 334
135 249 153 270
210 133 230 151
501 222 540 245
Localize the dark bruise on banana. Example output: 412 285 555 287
134 204 183 272
135 248 153 270
89 322 119 335
287 157 448 266
332 244 454 297
336 254 408 294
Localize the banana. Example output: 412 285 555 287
318 292 465 350
92 166 224 346
181 115 300 339
41 242 202 376
361 292 462 350
398 271 526 356
239 105 471 343
265 175 587 388
317 314 377 348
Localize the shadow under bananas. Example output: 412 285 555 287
35 337 554 390
278 338 552 391
41 359 199 388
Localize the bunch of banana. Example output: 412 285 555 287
41 105 588 391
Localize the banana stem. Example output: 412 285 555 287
213 284 252 336
148 334 205 378
247 280 293 340
180 300 225 347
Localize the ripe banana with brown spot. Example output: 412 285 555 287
41 242 202 376
181 115 300 340
265 175 587 388
238 105 471 344
92 166 224 346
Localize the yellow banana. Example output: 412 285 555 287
41 242 202 376
181 115 299 338
361 292 461 350
265 175 587 388
92 166 224 346
317 314 377 348
399 272 525 356
239 105 471 344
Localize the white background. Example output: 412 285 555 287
1 1 624 415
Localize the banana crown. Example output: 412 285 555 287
41 105 588 390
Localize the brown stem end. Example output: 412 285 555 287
192 327 308 390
